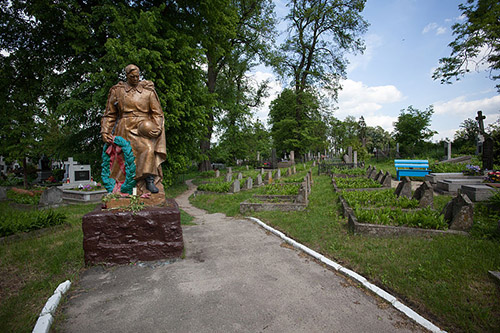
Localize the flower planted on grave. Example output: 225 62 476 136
74 183 104 191
486 171 500 183
463 164 482 176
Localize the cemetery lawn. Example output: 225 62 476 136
0 198 194 332
190 172 500 332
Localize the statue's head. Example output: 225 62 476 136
125 64 140 87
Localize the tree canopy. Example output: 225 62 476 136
433 0 500 92
392 105 437 157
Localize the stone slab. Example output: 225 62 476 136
62 189 107 203
461 184 499 202
425 173 483 184
436 178 485 193
82 198 183 265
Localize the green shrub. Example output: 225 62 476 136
354 207 448 230
0 207 67 237
6 190 40 205
342 189 419 209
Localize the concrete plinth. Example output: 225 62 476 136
82 198 183 265
436 178 485 193
461 184 499 202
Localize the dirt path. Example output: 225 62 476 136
60 181 426 332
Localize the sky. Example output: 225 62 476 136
251 0 500 142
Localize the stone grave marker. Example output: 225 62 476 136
293 166 296 174
275 169 281 179
245 177 253 190
230 179 240 193
0 186 6 200
228 167 232 173
347 146 353 164
61 157 92 189
395 177 412 198
290 150 295 163
366 165 372 177
256 174 263 186
266 171 273 184
225 172 232 182
375 170 384 182
0 156 7 176
412 181 434 207
215 170 220 178
368 166 377 179
261 168 264 175
370 168 379 180
343 154 350 164
442 193 474 231
353 151 357 167
39 187 63 206
287 168 292 176
246 165 249 171
381 171 392 187
237 172 243 180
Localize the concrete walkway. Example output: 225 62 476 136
60 181 425 332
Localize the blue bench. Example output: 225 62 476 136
394 160 431 180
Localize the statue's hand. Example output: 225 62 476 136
102 133 113 144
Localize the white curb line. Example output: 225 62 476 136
247 216 446 333
32 280 71 333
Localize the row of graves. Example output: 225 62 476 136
194 164 313 213
332 165 476 237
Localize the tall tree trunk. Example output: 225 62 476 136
23 157 28 189
199 58 218 171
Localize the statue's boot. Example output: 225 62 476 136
145 175 159 193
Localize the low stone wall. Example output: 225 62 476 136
339 196 468 237
62 189 107 203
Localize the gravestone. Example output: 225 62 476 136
261 168 264 175
39 187 63 206
275 169 281 179
370 168 379 180
483 137 494 170
293 166 296 174
446 141 452 160
290 150 295 163
395 177 412 198
245 177 253 190
237 172 243 180
225 173 232 182
441 193 474 231
227 167 232 173
367 166 376 179
215 170 220 178
256 174 263 186
412 181 434 208
366 165 372 177
375 170 384 182
353 151 357 167
287 168 292 176
271 149 277 169
343 154 350 164
246 165 249 171
461 184 499 202
0 186 6 200
381 171 392 187
61 157 92 189
348 146 353 164
266 171 273 184
256 151 260 162
230 179 240 193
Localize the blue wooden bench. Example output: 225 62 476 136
394 160 431 180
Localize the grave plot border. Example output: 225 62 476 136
331 178 390 192
338 196 468 237
61 189 108 203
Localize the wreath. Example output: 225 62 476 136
101 136 136 194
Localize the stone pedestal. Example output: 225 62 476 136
83 198 183 265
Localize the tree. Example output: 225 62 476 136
187 0 276 171
392 106 437 157
453 118 479 154
433 0 500 92
270 0 367 156
269 88 327 156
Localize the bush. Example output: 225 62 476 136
0 206 67 237
197 182 231 193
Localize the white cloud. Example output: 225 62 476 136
434 94 500 121
422 22 447 35
335 79 404 132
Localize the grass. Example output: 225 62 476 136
189 170 500 332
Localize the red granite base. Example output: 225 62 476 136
82 198 183 265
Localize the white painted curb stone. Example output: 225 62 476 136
33 280 71 333
247 217 446 333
